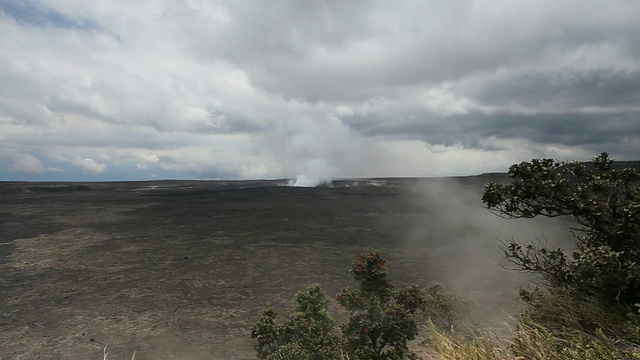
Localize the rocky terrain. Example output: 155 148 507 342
1 175 569 359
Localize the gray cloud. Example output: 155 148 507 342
462 69 640 109
190 1 640 101
8 153 46 174
344 109 640 158
0 0 638 181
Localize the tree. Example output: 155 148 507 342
336 251 427 360
251 284 343 360
252 251 459 359
482 153 640 305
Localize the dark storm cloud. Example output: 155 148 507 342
344 109 640 156
464 69 640 109
467 111 640 147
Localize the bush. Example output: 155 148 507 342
252 251 460 360
482 153 640 306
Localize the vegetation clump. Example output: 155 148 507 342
424 152 640 359
252 153 640 359
336 251 426 359
252 251 458 360
482 153 640 306
251 284 343 360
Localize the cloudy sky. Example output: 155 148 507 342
1 0 639 181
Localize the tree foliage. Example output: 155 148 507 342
336 251 426 359
252 251 460 359
482 153 640 305
251 284 343 360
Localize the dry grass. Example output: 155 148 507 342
102 346 136 360
422 321 640 360
418 292 640 360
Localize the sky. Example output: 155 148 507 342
1 0 639 182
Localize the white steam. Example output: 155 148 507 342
401 179 573 326
288 158 333 187
267 115 363 187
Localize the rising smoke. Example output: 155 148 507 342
399 178 573 326
266 115 364 187
287 158 333 187
263 109 576 326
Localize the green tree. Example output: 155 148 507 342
252 251 461 359
482 153 640 305
251 284 342 360
336 251 427 360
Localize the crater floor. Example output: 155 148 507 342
1 176 542 359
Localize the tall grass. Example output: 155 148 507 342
421 291 640 360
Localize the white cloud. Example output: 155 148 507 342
9 153 46 174
418 86 476 116
70 156 106 175
153 145 280 179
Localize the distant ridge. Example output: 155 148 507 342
608 160 640 170
474 160 640 182
557 159 640 172
479 160 640 175
1 161 637 195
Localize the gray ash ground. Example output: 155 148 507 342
0 176 565 359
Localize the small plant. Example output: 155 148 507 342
422 281 464 331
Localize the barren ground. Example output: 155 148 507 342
1 176 559 359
